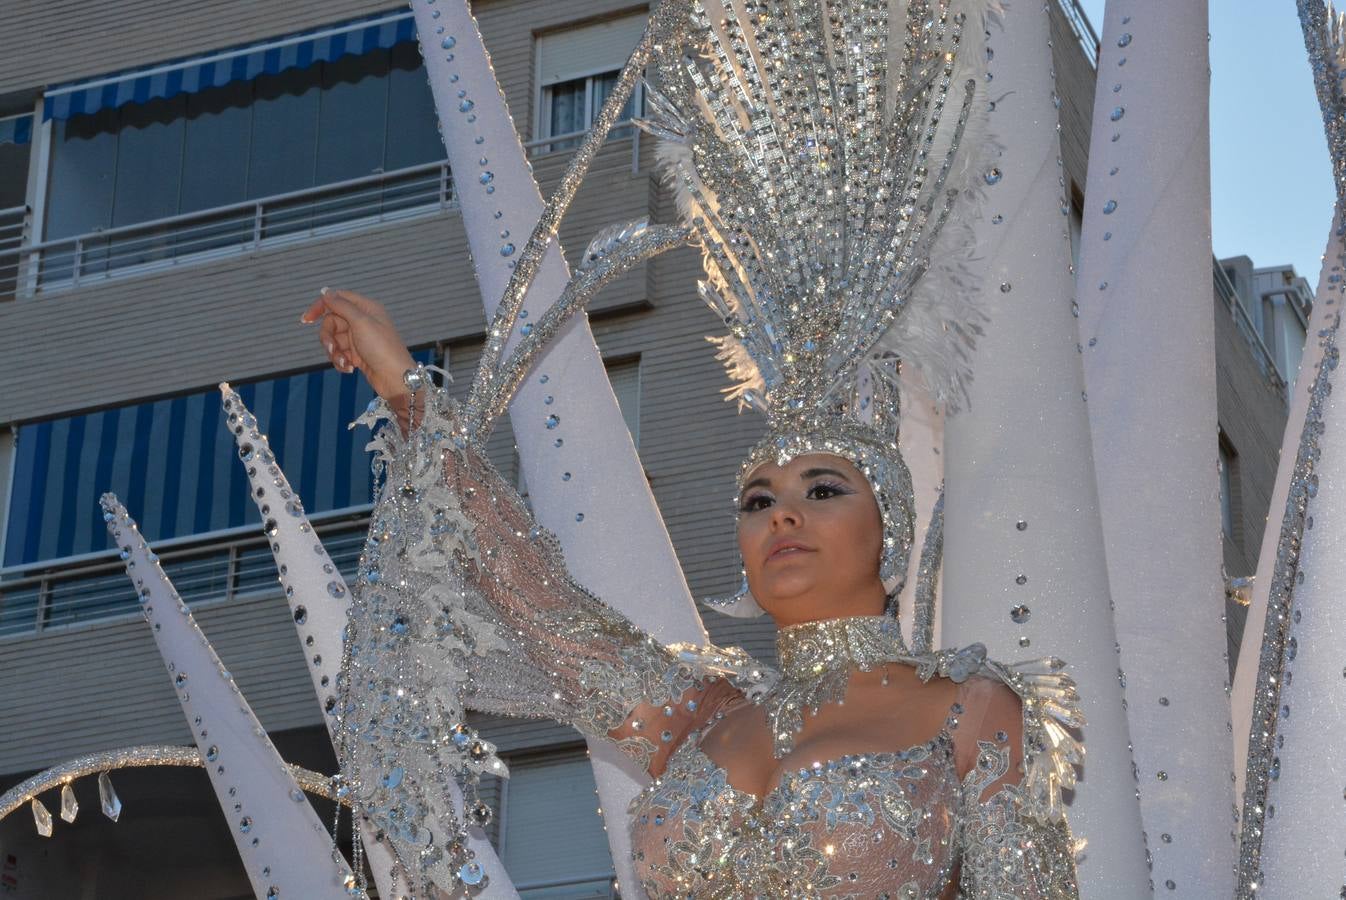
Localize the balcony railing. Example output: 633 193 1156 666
0 204 29 301
1055 0 1101 68
1214 259 1289 402
0 512 370 638
2 161 456 298
524 123 642 175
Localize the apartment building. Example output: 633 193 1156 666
0 2 1287 897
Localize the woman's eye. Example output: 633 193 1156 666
739 494 772 512
808 482 845 500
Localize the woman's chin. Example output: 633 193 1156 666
752 581 819 619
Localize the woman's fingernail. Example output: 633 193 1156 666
325 342 334 355
337 355 347 369
320 286 330 295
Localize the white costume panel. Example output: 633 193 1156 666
1074 3 1236 894
941 2 1150 895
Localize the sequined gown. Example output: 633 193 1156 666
355 401 1081 899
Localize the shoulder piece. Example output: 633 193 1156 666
666 642 779 703
909 644 1084 823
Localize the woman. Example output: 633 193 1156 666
301 287 1081 898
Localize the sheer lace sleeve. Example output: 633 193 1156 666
924 649 1081 899
953 676 1081 898
360 386 769 774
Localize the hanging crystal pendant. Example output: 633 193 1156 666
31 798 53 837
60 782 79 823
98 772 122 822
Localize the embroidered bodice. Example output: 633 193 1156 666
344 395 1082 899
626 666 1073 899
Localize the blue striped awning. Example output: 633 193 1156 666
2 351 431 569
0 115 32 146
43 10 417 122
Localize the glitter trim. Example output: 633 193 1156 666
0 745 351 824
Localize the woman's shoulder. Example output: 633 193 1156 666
900 643 1084 820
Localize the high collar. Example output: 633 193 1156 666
775 615 909 684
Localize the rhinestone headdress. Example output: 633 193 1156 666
637 0 998 614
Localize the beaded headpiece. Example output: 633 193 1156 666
636 0 998 615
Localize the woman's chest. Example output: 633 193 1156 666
628 735 963 899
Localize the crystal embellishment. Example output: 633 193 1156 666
32 798 53 837
60 782 78 823
99 772 123 822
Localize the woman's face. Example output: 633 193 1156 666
736 452 888 626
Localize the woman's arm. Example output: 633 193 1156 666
306 289 766 774
419 404 758 773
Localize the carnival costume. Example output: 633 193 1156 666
0 1 1086 897
325 0 1084 895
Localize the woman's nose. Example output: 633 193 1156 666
770 499 801 529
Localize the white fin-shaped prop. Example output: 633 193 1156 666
219 385 515 898
100 494 354 900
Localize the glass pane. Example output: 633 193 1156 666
181 80 252 221
0 581 39 636
248 66 321 202
316 50 390 187
592 71 638 124
386 43 443 172
109 94 186 269
43 108 118 282
111 95 185 227
546 79 587 150
0 139 28 208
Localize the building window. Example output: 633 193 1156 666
534 14 648 154
498 749 616 898
0 350 433 635
1218 432 1237 542
39 39 443 284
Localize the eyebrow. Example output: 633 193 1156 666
740 467 853 494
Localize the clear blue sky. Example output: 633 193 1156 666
1077 0 1334 283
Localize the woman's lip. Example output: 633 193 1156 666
766 544 812 562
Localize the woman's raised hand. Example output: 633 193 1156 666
301 288 417 407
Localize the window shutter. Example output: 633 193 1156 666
606 359 641 448
537 14 648 87
500 752 615 897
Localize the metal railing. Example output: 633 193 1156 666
1214 259 1289 401
4 161 457 297
0 513 370 638
1055 0 1101 68
0 204 29 301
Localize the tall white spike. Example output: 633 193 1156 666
940 3 1150 895
99 494 352 900
1073 2 1235 894
218 383 514 898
